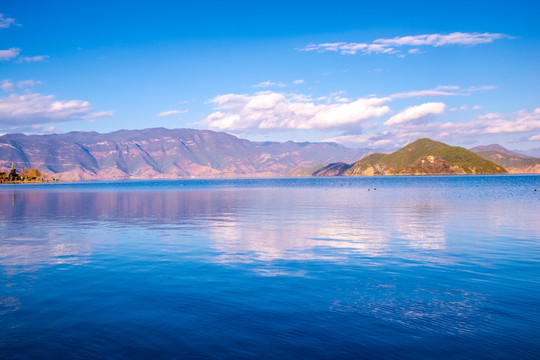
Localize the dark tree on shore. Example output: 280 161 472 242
8 163 21 181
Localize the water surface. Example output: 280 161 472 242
1 176 539 359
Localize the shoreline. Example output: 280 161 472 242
1 173 538 187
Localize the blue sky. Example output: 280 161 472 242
1 0 539 150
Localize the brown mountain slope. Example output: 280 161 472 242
471 144 540 174
0 128 371 180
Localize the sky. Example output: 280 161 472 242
1 0 539 150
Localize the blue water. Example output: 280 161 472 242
1 176 539 359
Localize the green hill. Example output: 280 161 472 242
345 138 507 176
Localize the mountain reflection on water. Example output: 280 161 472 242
0 186 449 267
1 176 539 359
1 177 538 270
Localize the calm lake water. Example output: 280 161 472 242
1 176 539 359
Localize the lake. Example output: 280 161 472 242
1 176 539 359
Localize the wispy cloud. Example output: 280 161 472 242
300 32 512 56
157 109 188 117
0 14 17 28
253 80 287 88
1 80 14 92
293 79 305 85
1 79 42 92
376 32 510 47
388 85 495 99
82 110 115 120
0 48 49 63
0 48 21 61
17 79 41 89
17 55 50 63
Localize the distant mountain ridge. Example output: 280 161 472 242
315 138 507 176
0 128 372 180
470 144 540 174
521 147 540 158
470 144 529 159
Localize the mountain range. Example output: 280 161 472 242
1 128 539 180
0 128 372 180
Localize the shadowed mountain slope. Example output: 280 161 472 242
312 162 352 177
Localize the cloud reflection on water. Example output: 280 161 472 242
1 181 538 272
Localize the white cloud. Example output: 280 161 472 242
0 93 96 126
198 84 498 136
82 110 115 120
385 102 446 126
293 79 305 85
455 108 540 135
408 108 540 143
199 91 390 132
434 109 540 140
0 14 17 28
17 55 50 63
472 105 482 110
0 48 21 61
157 109 188 117
327 108 540 148
300 32 511 56
1 80 14 92
253 80 287 88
